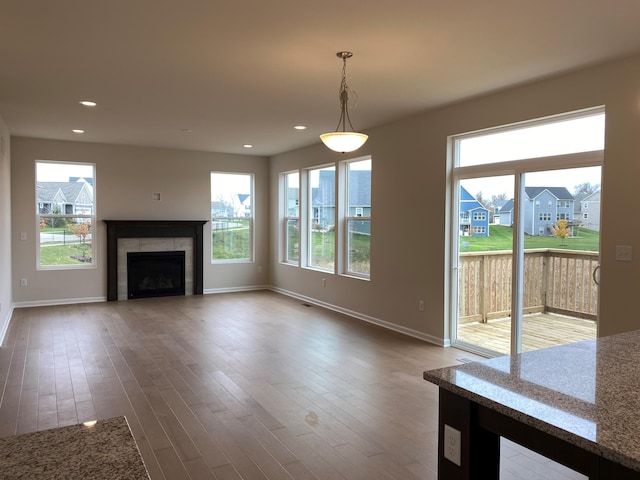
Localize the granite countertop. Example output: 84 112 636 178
0 416 149 479
424 330 640 472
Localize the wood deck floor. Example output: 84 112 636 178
457 312 597 355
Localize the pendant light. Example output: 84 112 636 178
320 52 368 153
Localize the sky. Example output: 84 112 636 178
36 161 94 181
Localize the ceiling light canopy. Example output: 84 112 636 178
320 51 368 153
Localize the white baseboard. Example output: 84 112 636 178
203 285 270 295
270 286 448 347
13 296 107 309
6 287 449 348
0 304 15 346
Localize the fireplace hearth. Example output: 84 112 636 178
127 251 185 299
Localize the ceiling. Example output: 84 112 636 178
2 1 640 157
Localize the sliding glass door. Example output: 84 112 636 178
450 109 604 356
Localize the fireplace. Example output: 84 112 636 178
127 251 186 299
104 220 207 301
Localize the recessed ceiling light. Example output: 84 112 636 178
72 129 85 134
294 125 307 130
243 144 253 148
181 128 193 133
79 100 97 107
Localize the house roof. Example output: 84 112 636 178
2 2 640 156
525 187 574 200
36 181 92 204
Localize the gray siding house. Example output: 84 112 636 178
36 179 94 216
574 190 601 231
523 187 575 236
493 187 577 236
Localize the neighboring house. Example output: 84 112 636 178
36 178 94 217
459 186 489 236
498 199 514 226
311 169 372 230
237 193 251 217
286 187 299 217
210 201 232 218
574 190 601 231
522 186 575 236
493 200 508 224
211 194 251 219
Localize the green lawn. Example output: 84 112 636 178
40 243 92 265
460 225 599 252
212 220 251 260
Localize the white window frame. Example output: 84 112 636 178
306 164 336 272
341 156 371 279
449 106 605 356
210 172 254 263
36 160 96 270
281 171 300 266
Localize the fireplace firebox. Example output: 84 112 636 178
103 220 207 301
127 251 185 299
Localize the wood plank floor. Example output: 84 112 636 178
458 313 597 355
0 291 585 479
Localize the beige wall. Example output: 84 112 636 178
10 138 269 305
0 114 12 342
270 53 640 344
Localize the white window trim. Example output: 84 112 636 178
36 160 97 271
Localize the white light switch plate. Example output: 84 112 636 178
615 245 632 262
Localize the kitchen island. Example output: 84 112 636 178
0 416 149 479
424 330 640 479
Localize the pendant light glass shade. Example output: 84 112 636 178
319 132 368 153
320 52 368 153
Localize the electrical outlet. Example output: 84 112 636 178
444 424 461 466
418 300 425 311
321 278 326 287
20 278 28 287
20 232 27 241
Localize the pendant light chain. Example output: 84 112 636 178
337 54 356 133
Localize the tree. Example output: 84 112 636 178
573 182 599 196
552 219 571 245
69 221 91 258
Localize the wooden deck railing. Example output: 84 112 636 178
458 249 599 323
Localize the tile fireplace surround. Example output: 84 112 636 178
103 220 207 301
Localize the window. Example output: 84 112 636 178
345 158 371 276
473 226 486 234
583 213 589 219
36 161 95 269
211 172 253 262
308 165 335 271
557 213 569 220
457 112 605 167
539 213 551 221
473 211 486 221
583 202 589 209
283 171 299 264
280 156 371 279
